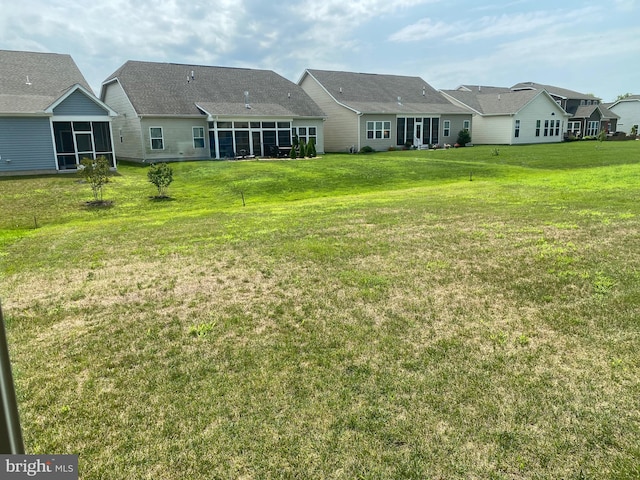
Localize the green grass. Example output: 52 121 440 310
1 142 639 479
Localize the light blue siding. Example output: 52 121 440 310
0 117 56 173
53 90 108 116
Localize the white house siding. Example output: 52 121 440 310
359 115 397 151
0 117 56 174
102 81 144 161
292 118 325 154
300 75 358 152
609 101 640 134
140 117 210 162
512 95 565 145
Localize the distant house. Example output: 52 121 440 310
511 82 618 137
100 61 326 162
605 95 640 135
441 86 569 145
0 50 117 176
298 69 472 152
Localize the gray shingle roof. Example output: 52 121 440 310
441 89 540 115
457 85 513 95
304 69 470 115
573 105 619 120
0 50 91 114
103 61 325 118
511 82 599 101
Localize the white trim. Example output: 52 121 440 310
149 126 165 150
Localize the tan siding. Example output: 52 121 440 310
470 116 513 144
300 74 358 152
102 82 144 161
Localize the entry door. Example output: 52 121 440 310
414 120 423 147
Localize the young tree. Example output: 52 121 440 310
299 140 306 158
147 162 174 197
79 156 110 203
307 137 317 157
289 144 297 159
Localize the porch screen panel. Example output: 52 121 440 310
263 131 276 156
396 118 405 146
218 131 234 158
406 118 414 144
235 131 250 155
423 118 431 144
431 118 439 145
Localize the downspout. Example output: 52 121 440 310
356 112 362 153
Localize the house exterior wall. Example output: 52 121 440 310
512 95 565 144
609 101 639 134
53 90 110 116
300 75 358 152
441 115 472 145
102 81 145 161
140 117 210 162
359 114 397 151
469 115 513 144
0 117 56 174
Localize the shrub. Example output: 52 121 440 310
307 138 317 157
289 144 297 159
456 129 471 146
147 162 174 198
78 156 111 203
359 146 375 154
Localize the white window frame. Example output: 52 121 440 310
586 121 599 136
193 127 205 149
463 120 470 131
293 126 317 145
515 119 520 138
443 120 451 137
150 127 164 150
366 121 391 139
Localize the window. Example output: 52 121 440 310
567 121 581 136
193 127 205 149
544 120 549 137
463 120 470 131
514 119 520 138
293 126 316 146
586 121 599 136
443 120 451 137
366 121 390 139
150 127 164 150
536 120 541 137
555 120 560 136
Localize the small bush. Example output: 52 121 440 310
359 146 375 154
78 156 111 203
147 162 174 198
456 129 471 146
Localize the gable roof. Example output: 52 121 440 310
572 104 619 120
101 61 325 118
511 82 599 101
0 50 94 115
441 88 566 117
302 69 470 115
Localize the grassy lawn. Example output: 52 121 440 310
1 142 639 479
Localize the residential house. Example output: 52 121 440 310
298 69 472 152
511 82 618 137
100 61 326 162
441 86 569 145
605 95 640 135
0 50 117 175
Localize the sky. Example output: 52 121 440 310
1 0 639 102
